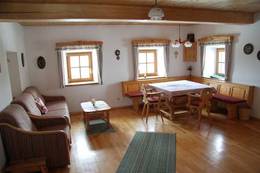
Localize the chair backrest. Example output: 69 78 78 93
0 104 37 131
200 89 213 107
24 86 45 103
12 93 42 116
141 84 149 104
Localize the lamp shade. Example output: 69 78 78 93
148 7 165 20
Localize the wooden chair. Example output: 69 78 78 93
141 84 164 123
159 95 173 120
187 89 213 124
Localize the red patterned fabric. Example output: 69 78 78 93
126 91 143 97
35 97 48 114
213 94 246 104
147 96 160 103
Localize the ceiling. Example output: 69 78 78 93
2 0 260 13
0 0 259 25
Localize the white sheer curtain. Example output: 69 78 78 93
224 43 232 81
200 45 205 77
199 40 232 81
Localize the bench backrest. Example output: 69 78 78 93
191 76 254 106
121 76 190 96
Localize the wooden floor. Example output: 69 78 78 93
51 107 260 173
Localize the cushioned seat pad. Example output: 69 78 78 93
46 101 68 111
45 109 70 120
126 91 143 97
213 94 246 104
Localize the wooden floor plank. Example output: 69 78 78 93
50 108 260 173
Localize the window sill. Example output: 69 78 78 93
65 81 99 87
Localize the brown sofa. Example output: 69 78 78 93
0 104 70 168
12 86 70 125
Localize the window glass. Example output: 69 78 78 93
70 56 79 67
80 56 89 66
71 68 80 79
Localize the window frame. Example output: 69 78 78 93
138 49 158 78
66 52 94 84
216 48 225 76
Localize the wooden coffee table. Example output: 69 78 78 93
80 100 111 131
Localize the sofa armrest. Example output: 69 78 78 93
28 114 70 128
43 95 66 103
0 123 70 168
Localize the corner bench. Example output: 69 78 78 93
191 76 254 119
122 76 254 119
122 76 189 111
212 93 246 119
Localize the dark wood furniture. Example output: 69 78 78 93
5 158 48 173
81 100 111 131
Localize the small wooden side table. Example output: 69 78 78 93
5 158 48 173
81 100 111 131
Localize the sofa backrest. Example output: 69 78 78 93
24 86 45 103
0 104 37 131
12 93 42 116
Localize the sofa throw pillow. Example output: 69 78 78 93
35 97 48 114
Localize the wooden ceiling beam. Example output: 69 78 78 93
0 3 254 24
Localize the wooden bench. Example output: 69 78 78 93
191 76 254 119
122 76 254 119
121 76 189 111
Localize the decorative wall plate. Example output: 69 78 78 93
243 43 254 55
257 51 260 61
37 56 46 69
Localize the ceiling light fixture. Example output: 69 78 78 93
172 24 192 48
148 0 165 20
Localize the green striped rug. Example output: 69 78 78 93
116 131 176 173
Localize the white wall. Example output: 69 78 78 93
190 20 260 118
25 25 190 112
0 22 30 172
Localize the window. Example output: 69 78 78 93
138 49 157 77
216 48 225 75
202 44 226 80
136 46 167 79
61 49 100 86
66 52 93 83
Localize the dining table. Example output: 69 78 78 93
149 80 213 119
149 80 212 97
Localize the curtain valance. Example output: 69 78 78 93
56 40 103 50
198 35 233 45
132 39 171 47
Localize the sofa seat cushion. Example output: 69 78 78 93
45 109 70 122
45 101 68 111
213 94 246 104
39 124 71 142
126 91 143 97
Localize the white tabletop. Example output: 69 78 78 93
149 80 212 96
81 100 111 113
